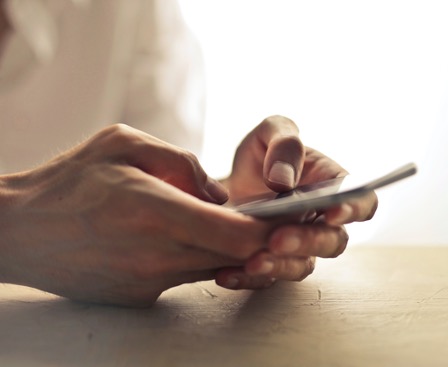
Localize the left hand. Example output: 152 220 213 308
215 115 378 290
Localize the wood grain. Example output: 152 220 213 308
1 246 448 367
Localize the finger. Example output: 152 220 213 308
134 174 271 259
256 116 306 191
87 124 229 204
324 191 378 226
245 251 316 281
268 223 349 258
124 243 242 280
299 147 348 185
215 267 277 290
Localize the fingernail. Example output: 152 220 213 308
257 259 275 275
268 161 295 188
278 235 301 254
224 276 239 289
205 178 229 204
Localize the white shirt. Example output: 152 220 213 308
0 0 204 173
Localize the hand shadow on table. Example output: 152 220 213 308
0 280 322 366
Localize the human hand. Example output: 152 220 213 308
0 124 284 307
216 116 378 290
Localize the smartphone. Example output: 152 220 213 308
234 162 417 218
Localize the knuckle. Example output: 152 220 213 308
314 225 349 258
178 149 206 179
181 149 200 167
305 256 316 276
107 123 134 142
365 193 379 221
107 122 130 133
296 257 316 281
78 124 140 161
352 192 378 223
331 227 349 258
273 134 303 152
104 123 131 137
95 123 137 148
260 115 300 134
261 114 295 127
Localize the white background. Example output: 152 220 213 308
179 0 448 245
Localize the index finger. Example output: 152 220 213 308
135 173 271 260
324 191 379 226
81 124 229 204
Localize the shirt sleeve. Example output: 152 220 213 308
120 0 206 156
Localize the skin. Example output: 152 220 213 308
0 0 377 307
0 117 377 307
216 116 377 289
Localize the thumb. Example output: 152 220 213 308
259 116 305 192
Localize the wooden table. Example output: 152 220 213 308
1 246 448 367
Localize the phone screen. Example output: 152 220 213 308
233 176 349 217
234 176 345 205
233 163 417 218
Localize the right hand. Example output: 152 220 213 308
0 124 273 307
214 116 377 290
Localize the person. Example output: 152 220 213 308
0 0 377 307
